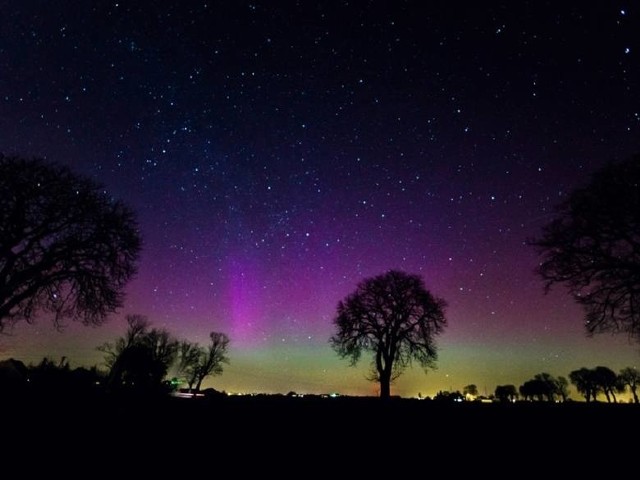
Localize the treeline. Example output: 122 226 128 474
439 367 639 404
0 314 230 398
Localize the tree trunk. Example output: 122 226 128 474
187 373 197 392
632 387 638 404
379 375 391 399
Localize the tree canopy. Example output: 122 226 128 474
178 332 230 392
0 155 141 331
494 384 518 403
530 155 640 341
330 270 447 398
619 367 640 404
568 366 625 403
519 373 568 402
99 315 179 394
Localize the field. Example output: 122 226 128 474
5 392 639 474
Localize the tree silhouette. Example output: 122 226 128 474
556 376 570 402
0 155 141 332
330 270 447 399
178 332 230 392
99 315 179 394
100 314 150 371
433 390 464 402
533 372 562 402
178 341 203 391
494 384 518 402
28 356 104 395
592 366 623 403
28 356 70 392
518 373 566 402
619 367 640 403
519 379 546 401
0 358 29 390
569 368 600 402
463 384 478 399
530 155 640 342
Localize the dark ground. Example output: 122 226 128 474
3 393 638 475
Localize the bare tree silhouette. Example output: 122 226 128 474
330 270 447 399
99 315 179 394
530 155 640 342
619 367 640 403
0 155 141 331
178 332 230 392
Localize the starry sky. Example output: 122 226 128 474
1 1 639 398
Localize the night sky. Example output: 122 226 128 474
1 1 639 398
